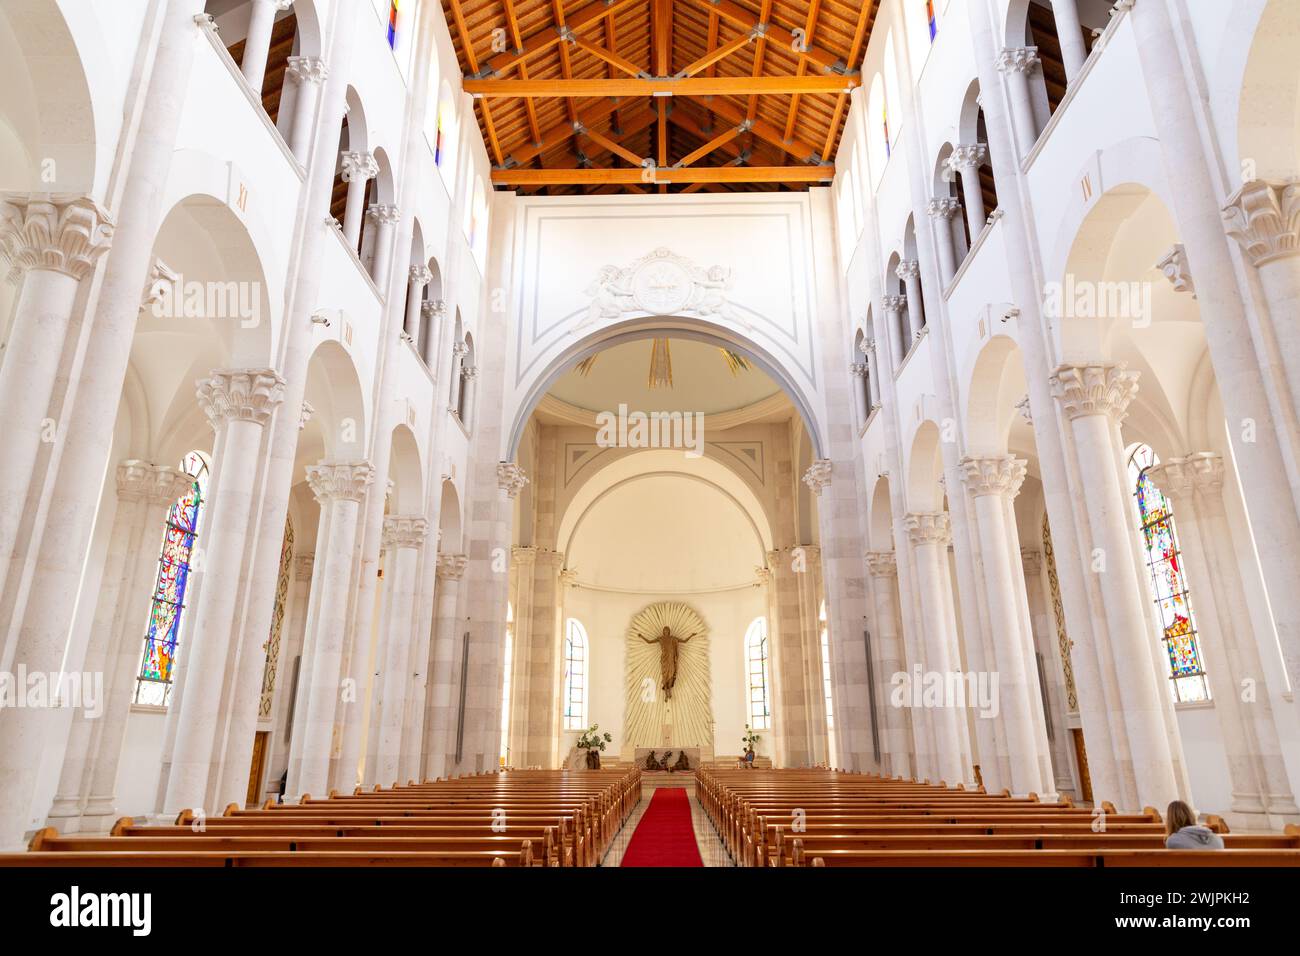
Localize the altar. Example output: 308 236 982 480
634 746 702 773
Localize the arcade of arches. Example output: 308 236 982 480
1 0 1300 857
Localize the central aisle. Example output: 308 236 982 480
618 788 705 867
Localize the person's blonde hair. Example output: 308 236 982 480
1165 799 1197 835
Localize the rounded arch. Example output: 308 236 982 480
964 333 1024 456
906 419 945 512
868 476 894 551
866 73 888 188
302 339 368 461
1235 0 1300 180
388 424 424 513
506 318 828 462
0 1 96 193
436 478 462 553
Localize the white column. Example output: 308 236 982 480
163 369 286 815
1051 0 1088 83
1147 454 1300 827
860 338 882 409
1049 363 1182 810
1020 548 1077 795
268 553 314 789
240 0 294 95
895 259 925 340
996 48 1041 159
904 512 971 786
374 516 427 786
960 455 1051 797
882 295 908 366
1223 180 1300 425
366 203 400 288
448 339 469 411
424 554 467 780
420 299 445 367
285 461 373 799
404 265 432 340
47 463 190 831
0 197 112 603
338 151 378 248
946 145 988 239
286 55 329 163
849 362 869 425
926 197 961 285
865 551 912 780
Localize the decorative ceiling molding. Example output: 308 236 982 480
576 247 752 332
536 390 793 433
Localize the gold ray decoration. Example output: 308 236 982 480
624 602 711 750
720 349 751 375
647 338 673 389
575 354 600 376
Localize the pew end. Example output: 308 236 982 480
1205 814 1229 834
28 827 58 851
223 803 240 816
110 817 134 836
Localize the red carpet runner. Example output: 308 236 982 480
619 787 704 867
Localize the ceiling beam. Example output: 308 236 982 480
465 75 858 98
492 165 833 185
447 0 505 165
572 34 644 77
704 96 825 165
681 0 852 77
677 29 754 78
475 0 644 77
675 124 745 168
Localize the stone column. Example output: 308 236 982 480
460 365 480 430
1049 363 1182 810
1147 454 1300 827
927 197 961 285
946 146 988 238
366 203 400 288
420 299 445 367
768 547 811 765
286 55 329 163
860 338 882 409
404 264 432 340
268 553 314 789
47 463 190 831
960 455 1051 797
240 0 294 95
1051 0 1088 83
866 551 912 780
285 461 373 799
163 369 286 814
0 197 113 603
424 553 467 780
1020 548 1076 795
339 151 378 248
895 259 925 340
996 48 1041 159
371 516 427 786
849 362 869 426
448 340 469 410
1223 180 1300 423
882 295 908 366
904 512 971 786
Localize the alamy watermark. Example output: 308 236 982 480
890 666 1000 719
1042 274 1153 328
150 272 262 328
0 667 104 718
595 403 705 459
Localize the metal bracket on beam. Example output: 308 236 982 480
557 26 576 44
750 23 769 40
737 119 754 133
470 66 499 81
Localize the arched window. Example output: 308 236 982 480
134 451 209 706
500 603 513 765
1127 443 1210 702
745 617 771 730
928 0 938 41
563 618 588 730
432 81 457 190
466 176 489 268
866 75 887 188
820 602 837 766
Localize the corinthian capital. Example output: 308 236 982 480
946 144 988 171
865 550 898 578
497 461 529 498
1145 451 1225 502
409 264 433 286
895 259 921 281
803 459 833 495
996 47 1040 75
1049 363 1139 422
905 512 951 546
959 455 1028 498
1 195 113 282
287 55 329 85
305 460 374 502
340 151 379 183
382 515 429 550
196 368 286 429
927 197 961 220
116 461 193 506
882 294 907 315
1222 178 1300 266
366 203 401 226
436 553 469 580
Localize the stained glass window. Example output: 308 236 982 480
745 618 771 730
883 105 891 158
135 451 209 707
386 0 400 50
1127 443 1209 703
500 603 513 764
927 0 937 41
563 618 588 731
820 602 837 767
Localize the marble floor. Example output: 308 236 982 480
600 782 735 867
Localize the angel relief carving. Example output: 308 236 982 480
576 248 751 332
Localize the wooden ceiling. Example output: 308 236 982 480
440 0 882 195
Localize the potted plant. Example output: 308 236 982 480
741 725 760 768
576 725 613 769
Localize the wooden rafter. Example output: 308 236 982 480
464 76 859 98
492 165 834 185
476 0 644 77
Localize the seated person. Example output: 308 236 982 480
673 750 691 772
743 746 756 769
1163 800 1225 849
643 750 659 772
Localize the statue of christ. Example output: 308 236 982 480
639 626 696 700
